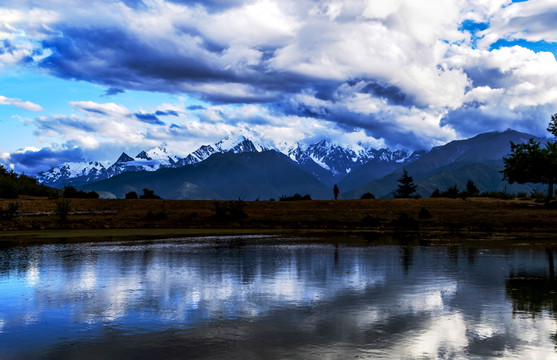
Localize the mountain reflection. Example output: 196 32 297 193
1 239 557 359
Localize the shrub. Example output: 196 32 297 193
360 192 375 199
63 185 99 199
0 202 19 220
361 214 380 226
212 200 248 221
480 191 515 200
55 198 72 222
391 213 419 229
125 191 139 199
430 188 441 198
418 207 432 219
529 189 546 203
279 194 312 201
442 184 460 198
517 192 528 199
140 188 161 199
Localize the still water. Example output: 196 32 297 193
1 236 557 359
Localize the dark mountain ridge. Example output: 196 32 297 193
84 150 332 200
343 129 547 198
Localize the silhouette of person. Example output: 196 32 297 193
333 184 339 200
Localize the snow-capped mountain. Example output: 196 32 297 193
105 144 187 178
36 134 421 189
287 140 419 185
37 136 269 187
181 135 267 165
36 161 108 187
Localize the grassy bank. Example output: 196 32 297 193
0 197 556 244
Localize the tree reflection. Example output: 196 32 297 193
506 249 557 317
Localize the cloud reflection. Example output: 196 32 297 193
0 239 556 359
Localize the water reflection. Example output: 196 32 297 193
0 238 557 359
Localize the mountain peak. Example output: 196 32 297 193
135 151 152 160
115 152 134 163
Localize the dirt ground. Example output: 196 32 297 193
0 197 556 245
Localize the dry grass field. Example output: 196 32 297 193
0 197 556 245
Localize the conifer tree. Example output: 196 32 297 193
393 169 418 198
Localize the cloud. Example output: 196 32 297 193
3 0 557 155
0 95 43 111
134 113 165 125
5 146 84 175
155 110 179 116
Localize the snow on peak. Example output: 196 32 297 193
37 161 106 182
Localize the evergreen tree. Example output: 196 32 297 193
393 169 418 198
465 180 480 197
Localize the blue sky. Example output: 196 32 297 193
2 0 557 174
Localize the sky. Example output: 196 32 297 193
1 0 557 174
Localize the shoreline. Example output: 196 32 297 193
2 227 557 249
1 197 557 247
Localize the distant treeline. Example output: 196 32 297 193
62 186 100 199
0 165 56 198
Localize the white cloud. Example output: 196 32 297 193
3 0 557 157
482 0 557 44
0 95 43 111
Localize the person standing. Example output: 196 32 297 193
333 184 339 200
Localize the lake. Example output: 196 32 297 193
1 236 557 359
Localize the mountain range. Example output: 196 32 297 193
37 135 418 190
36 129 548 200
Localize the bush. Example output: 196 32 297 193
430 189 441 198
517 192 528 199
442 184 460 198
360 192 375 199
140 188 161 199
55 198 72 222
361 214 380 226
529 189 546 203
279 194 312 201
125 191 139 199
0 202 19 220
480 191 515 200
418 207 432 219
213 200 248 221
63 185 99 199
391 213 419 229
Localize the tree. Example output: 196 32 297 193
139 188 161 199
393 169 418 198
125 191 138 199
503 114 557 203
465 180 480 197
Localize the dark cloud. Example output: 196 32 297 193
165 0 245 12
358 81 410 106
463 66 508 88
38 26 260 101
104 87 125 96
8 147 84 175
80 107 107 115
134 113 165 125
441 105 552 139
155 110 179 116
36 22 315 104
35 116 97 133
187 105 206 111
